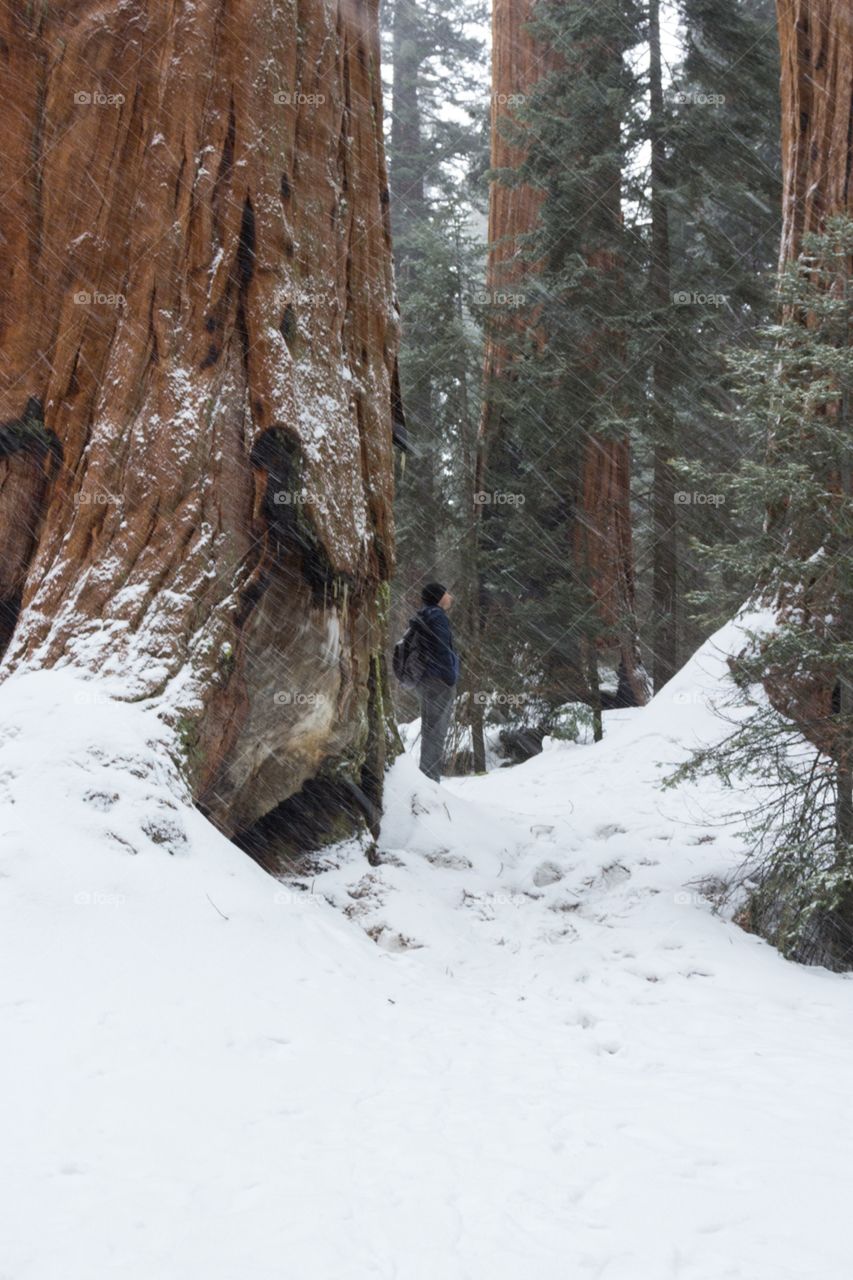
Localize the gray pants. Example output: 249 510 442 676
418 678 455 781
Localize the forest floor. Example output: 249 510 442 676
1 620 851 1279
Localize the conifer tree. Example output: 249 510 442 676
478 0 648 734
674 219 853 966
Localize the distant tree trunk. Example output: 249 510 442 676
471 0 549 761
0 0 398 858
478 0 547 417
390 0 427 235
649 0 678 691
774 0 853 850
389 0 438 586
451 220 487 773
479 0 647 714
567 25 647 709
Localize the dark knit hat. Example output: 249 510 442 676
421 582 447 607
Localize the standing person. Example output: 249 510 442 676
414 582 459 781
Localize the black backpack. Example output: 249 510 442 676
393 620 428 689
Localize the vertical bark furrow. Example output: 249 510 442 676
0 0 398 840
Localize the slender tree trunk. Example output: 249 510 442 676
390 0 427 234
0 0 398 852
649 0 678 691
389 0 438 583
451 221 487 773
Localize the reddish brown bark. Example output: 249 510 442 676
777 0 853 267
761 0 853 754
479 0 550 397
0 1 398 841
478 0 646 706
573 429 641 688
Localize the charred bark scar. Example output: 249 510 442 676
280 304 296 346
249 427 342 603
236 196 256 291
0 398 62 468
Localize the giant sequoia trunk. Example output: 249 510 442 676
769 0 853 749
756 0 853 884
478 0 548 405
478 0 646 712
470 0 551 765
0 1 398 857
777 1 853 266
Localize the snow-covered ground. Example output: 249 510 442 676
2 620 851 1279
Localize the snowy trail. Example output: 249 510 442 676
2 622 852 1279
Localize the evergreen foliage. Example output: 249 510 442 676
673 217 853 968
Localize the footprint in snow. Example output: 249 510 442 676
567 1011 598 1030
594 1037 623 1056
83 789 119 811
586 863 631 891
366 924 423 952
540 923 579 944
530 823 555 839
426 850 473 870
141 816 187 854
594 822 628 840
532 860 564 887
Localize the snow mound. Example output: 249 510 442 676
2 619 851 1279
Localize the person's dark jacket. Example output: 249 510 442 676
413 605 459 687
